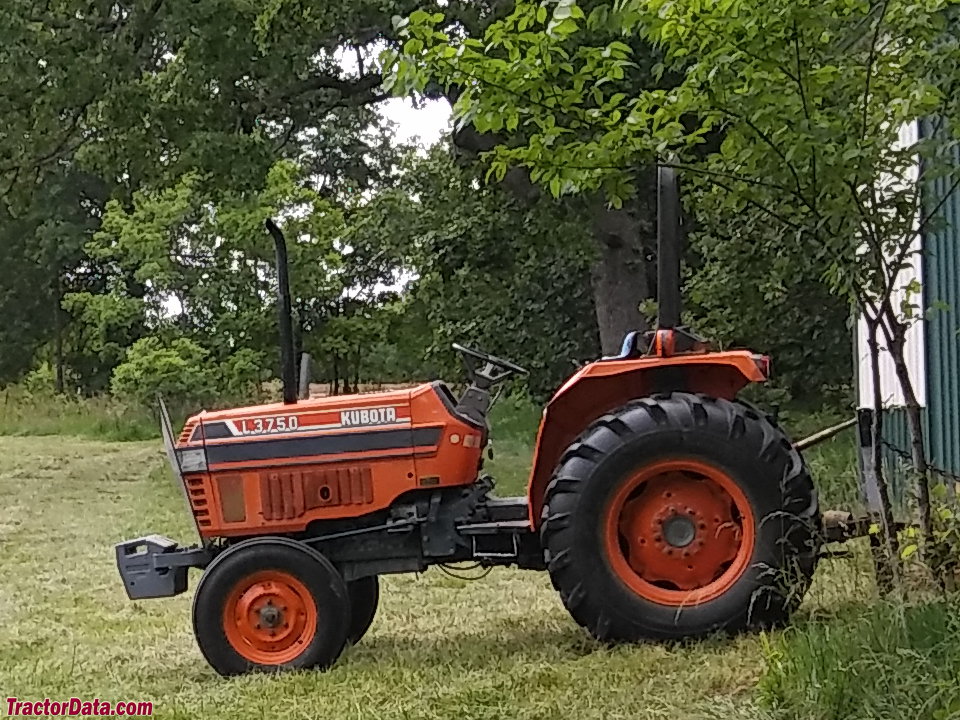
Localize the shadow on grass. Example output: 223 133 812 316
350 619 598 667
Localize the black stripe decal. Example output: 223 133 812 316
205 427 441 465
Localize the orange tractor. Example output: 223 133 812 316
116 167 820 675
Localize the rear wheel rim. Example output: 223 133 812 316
604 459 755 606
222 570 317 665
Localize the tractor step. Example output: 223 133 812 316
455 515 543 569
457 519 531 535
479 495 530 522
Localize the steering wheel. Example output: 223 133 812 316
452 343 528 387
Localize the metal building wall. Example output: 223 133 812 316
879 407 920 507
920 118 960 476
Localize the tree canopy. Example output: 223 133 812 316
0 0 864 409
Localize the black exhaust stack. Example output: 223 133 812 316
265 218 298 405
656 164 682 330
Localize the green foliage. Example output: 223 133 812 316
110 337 216 410
898 481 960 585
388 0 960 338
0 0 413 392
60 290 146 392
19 364 62 396
685 194 854 400
220 348 268 402
759 600 960 719
365 146 600 399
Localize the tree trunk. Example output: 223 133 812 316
354 343 361 392
590 232 649 354
331 353 340 396
866 316 901 592
450 123 654 356
886 331 934 548
52 272 64 394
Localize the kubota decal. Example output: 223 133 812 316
191 405 411 441
340 407 399 427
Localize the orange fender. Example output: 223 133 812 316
525 351 767 528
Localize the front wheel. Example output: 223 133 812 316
192 538 350 676
541 393 820 641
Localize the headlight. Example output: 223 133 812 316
177 448 208 473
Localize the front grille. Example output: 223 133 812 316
186 476 211 528
178 421 197 445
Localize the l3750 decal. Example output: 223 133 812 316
191 405 411 441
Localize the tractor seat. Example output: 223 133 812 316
602 331 647 360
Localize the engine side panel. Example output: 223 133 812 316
525 351 766 528
178 383 485 538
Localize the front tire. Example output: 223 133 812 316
541 393 820 641
193 538 350 676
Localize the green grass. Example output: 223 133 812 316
0 393 950 719
0 433 879 720
760 601 960 719
0 388 158 442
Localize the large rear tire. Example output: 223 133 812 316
541 392 820 641
193 537 350 676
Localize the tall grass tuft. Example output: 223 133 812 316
759 599 960 719
0 387 159 442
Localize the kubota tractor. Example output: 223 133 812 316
116 167 820 676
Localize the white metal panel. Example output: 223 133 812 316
857 120 927 409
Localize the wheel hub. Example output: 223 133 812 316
259 604 283 629
222 571 317 665
606 461 754 604
661 514 696 548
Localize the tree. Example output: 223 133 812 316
386 4 680 353
388 0 960 575
88 160 346 377
350 144 601 397
0 0 427 390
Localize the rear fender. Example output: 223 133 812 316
526 351 766 528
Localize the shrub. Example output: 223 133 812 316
20 363 58 395
111 337 216 410
220 348 267 403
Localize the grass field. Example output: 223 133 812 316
0 400 957 719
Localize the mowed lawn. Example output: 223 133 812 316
0 434 876 720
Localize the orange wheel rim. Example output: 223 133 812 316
222 570 317 665
603 459 755 607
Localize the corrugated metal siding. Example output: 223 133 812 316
880 407 925 507
857 121 927 409
920 118 960 476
